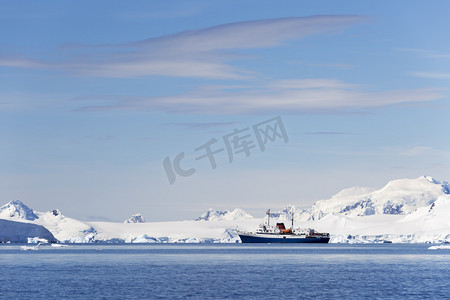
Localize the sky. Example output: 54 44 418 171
1 1 449 221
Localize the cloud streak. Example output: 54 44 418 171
409 71 450 79
305 132 351 135
401 146 433 156
0 15 366 79
74 78 444 114
398 48 450 60
164 121 237 130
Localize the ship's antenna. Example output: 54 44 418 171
291 206 295 230
291 214 294 230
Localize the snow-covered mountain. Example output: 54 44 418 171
308 176 449 220
0 200 39 221
310 194 450 243
124 213 145 223
0 200 96 243
1 176 448 244
268 204 311 222
195 208 253 221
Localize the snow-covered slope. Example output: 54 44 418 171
309 176 449 220
306 194 450 243
195 208 253 221
87 220 255 243
34 210 96 243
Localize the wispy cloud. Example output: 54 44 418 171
308 63 354 69
401 146 433 156
409 71 450 79
398 48 450 59
165 121 237 130
399 146 450 160
0 56 44 68
74 78 444 114
0 15 366 79
399 48 450 80
304 132 351 135
81 135 115 142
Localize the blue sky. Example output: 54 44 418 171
1 1 449 221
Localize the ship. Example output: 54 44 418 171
238 209 330 243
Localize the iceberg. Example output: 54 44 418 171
132 235 159 243
428 245 450 250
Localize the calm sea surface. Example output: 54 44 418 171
0 243 449 299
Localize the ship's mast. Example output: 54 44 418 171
291 214 294 230
266 209 270 227
290 207 295 231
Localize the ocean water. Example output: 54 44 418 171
0 244 449 299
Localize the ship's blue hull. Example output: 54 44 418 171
239 234 330 243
